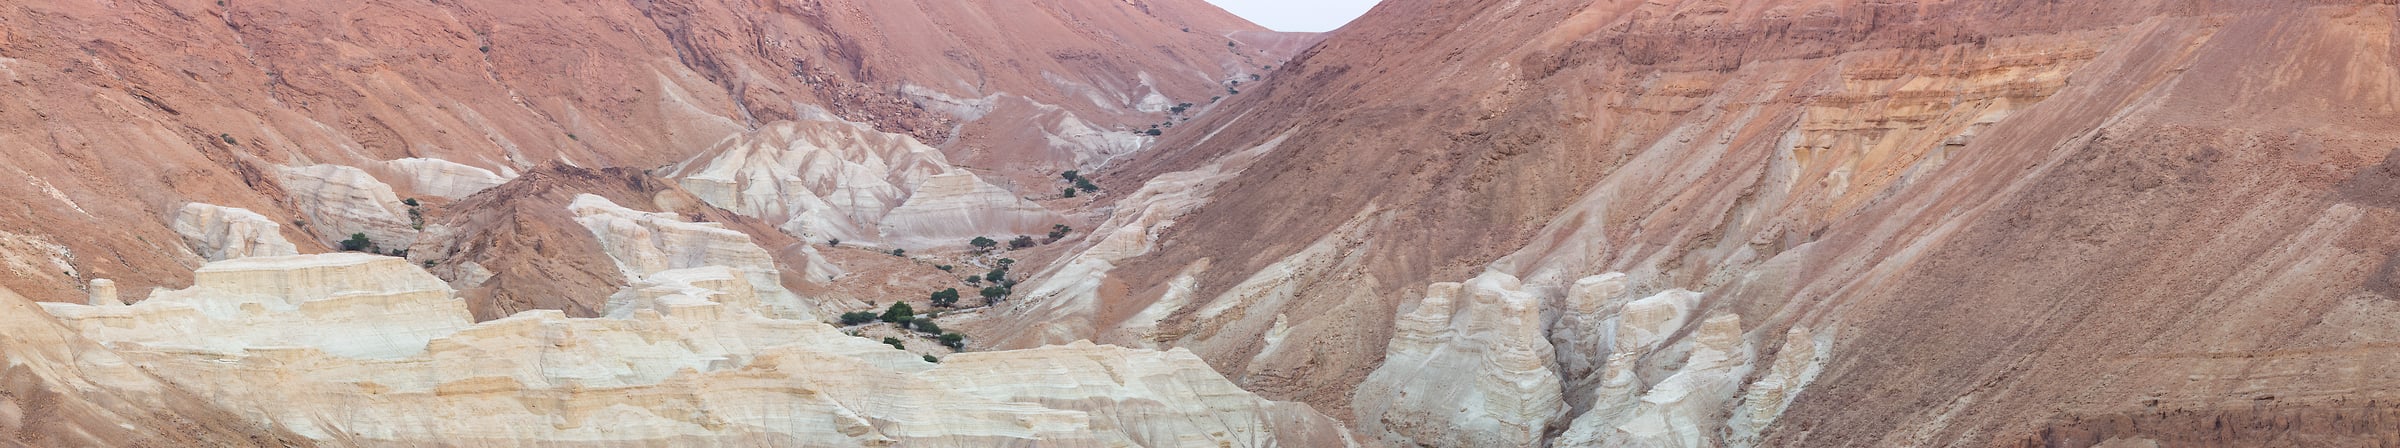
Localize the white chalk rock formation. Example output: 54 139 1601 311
84 278 120 306
375 157 514 199
1553 272 1633 407
1352 271 1568 447
41 253 471 359
661 120 1059 249
567 194 818 320
38 253 1355 446
278 164 419 250
922 341 1363 447
1726 326 1831 447
171 203 300 261
1557 286 1757 448
879 172 1063 249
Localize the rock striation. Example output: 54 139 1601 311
35 252 1358 446
566 193 819 320
171 203 301 261
375 158 516 199
1352 272 1568 447
661 120 1063 249
278 164 420 251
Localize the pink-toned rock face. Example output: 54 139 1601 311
0 0 1300 304
991 0 2400 446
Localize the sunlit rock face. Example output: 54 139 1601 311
566 194 819 321
278 164 420 250
35 252 1356 446
1352 272 1568 448
171 203 301 261
660 120 1062 249
375 157 515 199
41 253 470 359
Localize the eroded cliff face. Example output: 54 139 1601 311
0 0 1299 304
37 242 1357 446
994 0 2400 445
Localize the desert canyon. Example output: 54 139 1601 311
0 0 2397 446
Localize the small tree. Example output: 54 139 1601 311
890 248 907 257
827 238 841 247
913 318 942 335
980 285 1010 301
1063 188 1077 198
923 354 939 363
1061 170 1080 182
1144 129 1162 136
340 233 373 252
930 288 960 307
1009 235 1036 249
880 302 915 324
840 311 878 325
939 332 966 350
1075 178 1099 193
969 236 998 252
984 268 1007 283
1048 224 1072 240
964 275 982 285
402 198 420 207
997 258 1015 268
882 337 905 350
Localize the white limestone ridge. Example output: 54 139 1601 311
36 253 1359 446
660 119 1063 249
1352 271 1570 447
374 157 515 199
566 194 824 320
277 164 420 250
171 203 300 261
42 253 470 359
1344 270 1828 447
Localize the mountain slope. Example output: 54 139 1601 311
997 0 2400 445
0 0 1297 304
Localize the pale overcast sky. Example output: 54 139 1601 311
1204 0 1382 32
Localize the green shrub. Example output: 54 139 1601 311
880 302 915 324
930 288 960 308
882 337 905 350
970 236 998 251
939 332 966 350
1009 235 1036 249
923 354 939 363
913 318 942 335
340 233 373 252
840 311 878 325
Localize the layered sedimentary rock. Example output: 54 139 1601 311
0 286 312 446
0 0 1299 304
1352 272 1567 447
42 253 471 359
36 252 1355 446
171 203 301 261
375 158 516 199
997 1 2400 446
661 120 1063 248
278 164 420 250
567 193 819 320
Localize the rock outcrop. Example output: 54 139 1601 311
35 252 1357 446
0 286 312 446
42 253 472 359
1352 272 1567 447
171 203 302 261
661 120 1063 248
567 194 819 320
278 164 420 250
375 158 515 199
